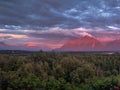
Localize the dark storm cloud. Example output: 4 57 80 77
0 0 120 30
0 0 80 29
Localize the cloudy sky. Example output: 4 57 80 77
0 0 120 50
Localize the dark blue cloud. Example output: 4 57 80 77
0 0 120 30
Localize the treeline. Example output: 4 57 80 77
0 51 120 90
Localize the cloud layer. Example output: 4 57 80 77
0 0 120 50
0 0 120 30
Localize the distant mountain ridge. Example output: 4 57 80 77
0 36 120 51
57 36 120 51
0 42 50 51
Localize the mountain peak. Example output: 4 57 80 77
57 36 120 51
82 35 96 40
79 35 99 43
84 35 93 38
58 35 103 51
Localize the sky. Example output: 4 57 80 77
0 0 120 50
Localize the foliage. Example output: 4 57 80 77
0 51 120 89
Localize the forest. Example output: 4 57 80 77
0 50 120 90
